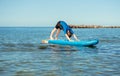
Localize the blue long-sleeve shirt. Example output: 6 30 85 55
55 21 74 34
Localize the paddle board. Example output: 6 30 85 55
42 39 99 46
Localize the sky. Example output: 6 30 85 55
0 0 120 27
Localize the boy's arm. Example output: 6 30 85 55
65 34 71 41
73 34 79 41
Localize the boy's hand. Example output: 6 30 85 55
76 39 80 41
69 40 74 42
50 37 54 40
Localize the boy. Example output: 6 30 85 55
50 21 79 41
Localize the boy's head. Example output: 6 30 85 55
67 30 73 38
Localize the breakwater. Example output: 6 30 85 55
69 25 120 28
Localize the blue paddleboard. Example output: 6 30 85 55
48 39 99 46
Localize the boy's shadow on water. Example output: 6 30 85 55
39 44 98 54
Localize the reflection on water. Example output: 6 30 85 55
0 27 120 76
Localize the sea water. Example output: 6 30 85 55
0 27 120 76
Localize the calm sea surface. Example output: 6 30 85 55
0 27 120 76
